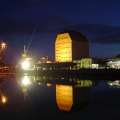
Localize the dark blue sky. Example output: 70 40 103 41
0 0 118 25
0 0 120 62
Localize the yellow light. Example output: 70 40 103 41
1 95 7 104
1 42 6 49
22 53 27 58
76 80 93 87
56 84 73 111
46 83 52 87
55 33 72 62
21 76 31 86
21 59 31 70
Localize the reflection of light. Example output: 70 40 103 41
21 59 31 70
108 80 120 87
56 85 73 111
46 83 52 87
1 95 7 104
109 83 113 86
76 80 93 87
21 76 31 86
38 82 42 85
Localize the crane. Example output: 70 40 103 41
20 28 36 71
21 28 36 59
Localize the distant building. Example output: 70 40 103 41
55 31 89 62
107 58 120 69
38 56 52 64
106 54 120 69
73 58 92 69
73 58 106 69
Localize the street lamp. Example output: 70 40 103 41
1 95 7 104
21 75 31 87
1 42 7 50
21 59 31 70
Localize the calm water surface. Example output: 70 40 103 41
0 75 120 120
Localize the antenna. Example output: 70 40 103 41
26 27 36 54
24 45 26 54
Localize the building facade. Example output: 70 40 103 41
55 31 89 62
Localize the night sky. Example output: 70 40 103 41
0 0 120 62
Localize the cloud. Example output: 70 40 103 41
0 16 70 34
0 16 120 44
65 24 120 43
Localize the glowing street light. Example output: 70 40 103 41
20 58 31 70
1 42 7 49
1 95 7 104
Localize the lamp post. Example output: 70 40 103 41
1 42 7 50
0 42 7 62
0 42 7 53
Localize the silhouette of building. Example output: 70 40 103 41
55 31 89 62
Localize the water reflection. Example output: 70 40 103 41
17 74 96 111
108 80 120 88
0 91 7 105
0 73 119 115
75 79 93 88
56 85 73 111
1 95 7 104
46 83 52 87
56 80 94 111
21 76 32 86
17 75 33 100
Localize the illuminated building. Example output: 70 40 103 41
38 56 52 63
55 31 89 62
107 59 120 69
73 58 92 69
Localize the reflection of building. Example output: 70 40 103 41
55 31 89 62
108 80 120 88
56 85 73 111
56 82 91 111
76 80 93 87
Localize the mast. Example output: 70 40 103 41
22 27 36 58
22 45 27 58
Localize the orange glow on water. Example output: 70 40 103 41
1 95 7 104
56 84 73 111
